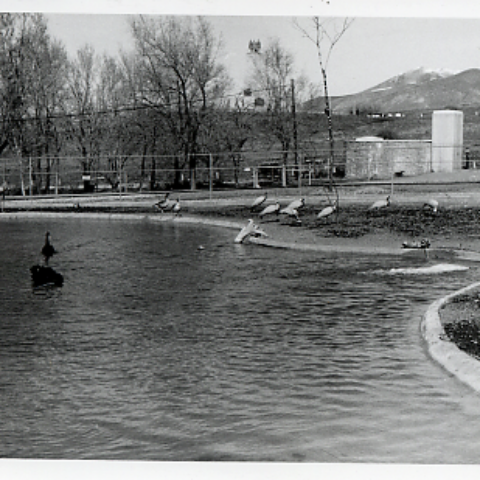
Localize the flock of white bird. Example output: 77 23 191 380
153 191 439 220
250 192 427 224
252 192 308 224
152 190 439 246
251 192 439 222
238 191 439 246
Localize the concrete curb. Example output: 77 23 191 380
421 281 480 392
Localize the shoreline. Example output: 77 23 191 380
3 208 480 262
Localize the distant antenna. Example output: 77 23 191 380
248 39 261 54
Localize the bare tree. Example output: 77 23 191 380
247 38 294 185
0 13 69 194
64 45 103 191
130 15 230 190
247 38 313 186
28 19 69 193
294 17 353 191
200 95 254 188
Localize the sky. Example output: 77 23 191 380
8 0 480 97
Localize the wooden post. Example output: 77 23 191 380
29 157 32 196
291 78 299 183
209 154 213 200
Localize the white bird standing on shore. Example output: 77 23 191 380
279 205 301 223
251 192 267 211
259 202 281 218
369 195 390 211
172 198 181 216
317 201 337 221
423 199 439 213
286 198 305 211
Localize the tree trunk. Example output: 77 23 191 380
150 157 156 190
321 67 335 189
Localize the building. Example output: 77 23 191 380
345 110 463 180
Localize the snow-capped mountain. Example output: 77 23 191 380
370 67 457 92
306 67 480 114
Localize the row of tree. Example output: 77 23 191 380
0 13 350 193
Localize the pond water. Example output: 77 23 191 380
1 216 480 463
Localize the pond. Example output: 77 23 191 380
1 216 480 463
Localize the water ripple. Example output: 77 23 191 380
0 218 479 462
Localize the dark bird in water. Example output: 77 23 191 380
30 265 64 287
41 231 56 264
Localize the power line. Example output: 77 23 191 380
0 82 300 126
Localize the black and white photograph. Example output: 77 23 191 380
2 1 480 478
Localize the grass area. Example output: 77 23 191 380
441 293 480 360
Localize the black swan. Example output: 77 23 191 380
32 232 63 287
41 231 56 263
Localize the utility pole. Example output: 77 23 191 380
291 78 300 189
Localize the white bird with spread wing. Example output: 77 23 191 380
235 219 268 243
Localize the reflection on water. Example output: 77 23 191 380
1 216 480 462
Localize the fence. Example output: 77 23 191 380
0 142 475 196
0 147 348 196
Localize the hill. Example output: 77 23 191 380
305 67 480 115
